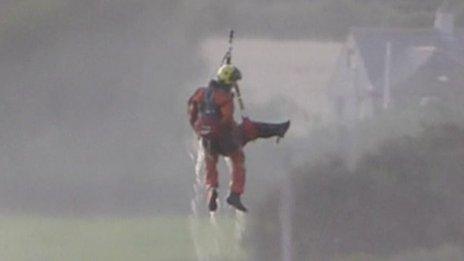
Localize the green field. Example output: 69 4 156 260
0 215 246 261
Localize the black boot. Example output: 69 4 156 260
257 120 290 138
226 192 248 212
207 189 218 212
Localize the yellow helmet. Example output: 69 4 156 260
217 64 242 85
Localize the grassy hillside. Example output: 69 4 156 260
0 215 244 261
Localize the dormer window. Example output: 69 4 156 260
414 46 436 52
434 1 455 35
437 75 449 83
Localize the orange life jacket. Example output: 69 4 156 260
188 80 236 140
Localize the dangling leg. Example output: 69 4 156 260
226 149 248 212
240 117 290 145
205 152 219 211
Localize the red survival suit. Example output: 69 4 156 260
188 80 289 196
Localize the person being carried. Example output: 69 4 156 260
187 64 290 212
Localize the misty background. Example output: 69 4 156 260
1 0 464 260
2 0 462 216
0 0 202 215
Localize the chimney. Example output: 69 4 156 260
434 1 455 35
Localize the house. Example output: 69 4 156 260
328 1 464 124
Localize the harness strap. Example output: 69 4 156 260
202 87 219 116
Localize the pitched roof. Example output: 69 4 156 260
350 27 464 89
391 50 464 107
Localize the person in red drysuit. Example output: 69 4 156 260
188 64 290 212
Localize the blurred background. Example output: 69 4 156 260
1 0 464 260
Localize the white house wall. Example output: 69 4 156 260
327 37 378 168
328 39 374 125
